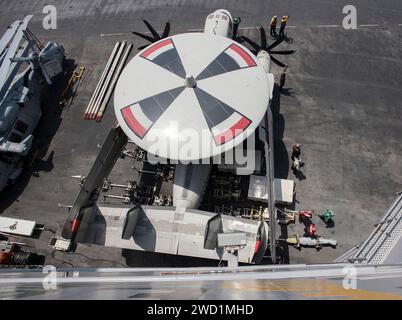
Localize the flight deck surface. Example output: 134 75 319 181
0 0 401 267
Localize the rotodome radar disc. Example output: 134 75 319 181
114 32 270 161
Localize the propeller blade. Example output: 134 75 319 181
132 31 155 43
269 50 296 55
260 27 267 50
240 35 261 53
270 55 286 68
143 19 160 41
162 21 171 38
267 37 284 51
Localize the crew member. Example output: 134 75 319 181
279 15 289 38
270 16 278 37
305 223 317 238
299 210 314 220
291 143 302 172
319 210 335 225
292 144 301 160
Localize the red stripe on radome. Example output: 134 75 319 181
121 106 147 138
214 116 251 145
141 39 172 58
229 44 256 67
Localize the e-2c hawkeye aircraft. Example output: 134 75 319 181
61 9 296 265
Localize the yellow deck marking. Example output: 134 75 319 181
222 279 402 300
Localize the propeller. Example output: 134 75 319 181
241 26 296 68
132 20 171 50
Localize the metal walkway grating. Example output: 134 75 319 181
346 193 402 264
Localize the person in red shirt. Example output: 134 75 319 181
305 223 317 238
299 210 314 220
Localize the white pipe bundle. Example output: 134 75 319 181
95 43 133 122
89 42 127 120
84 42 121 119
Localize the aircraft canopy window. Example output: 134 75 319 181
208 15 214 19
221 15 228 20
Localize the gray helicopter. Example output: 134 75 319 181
0 15 65 191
